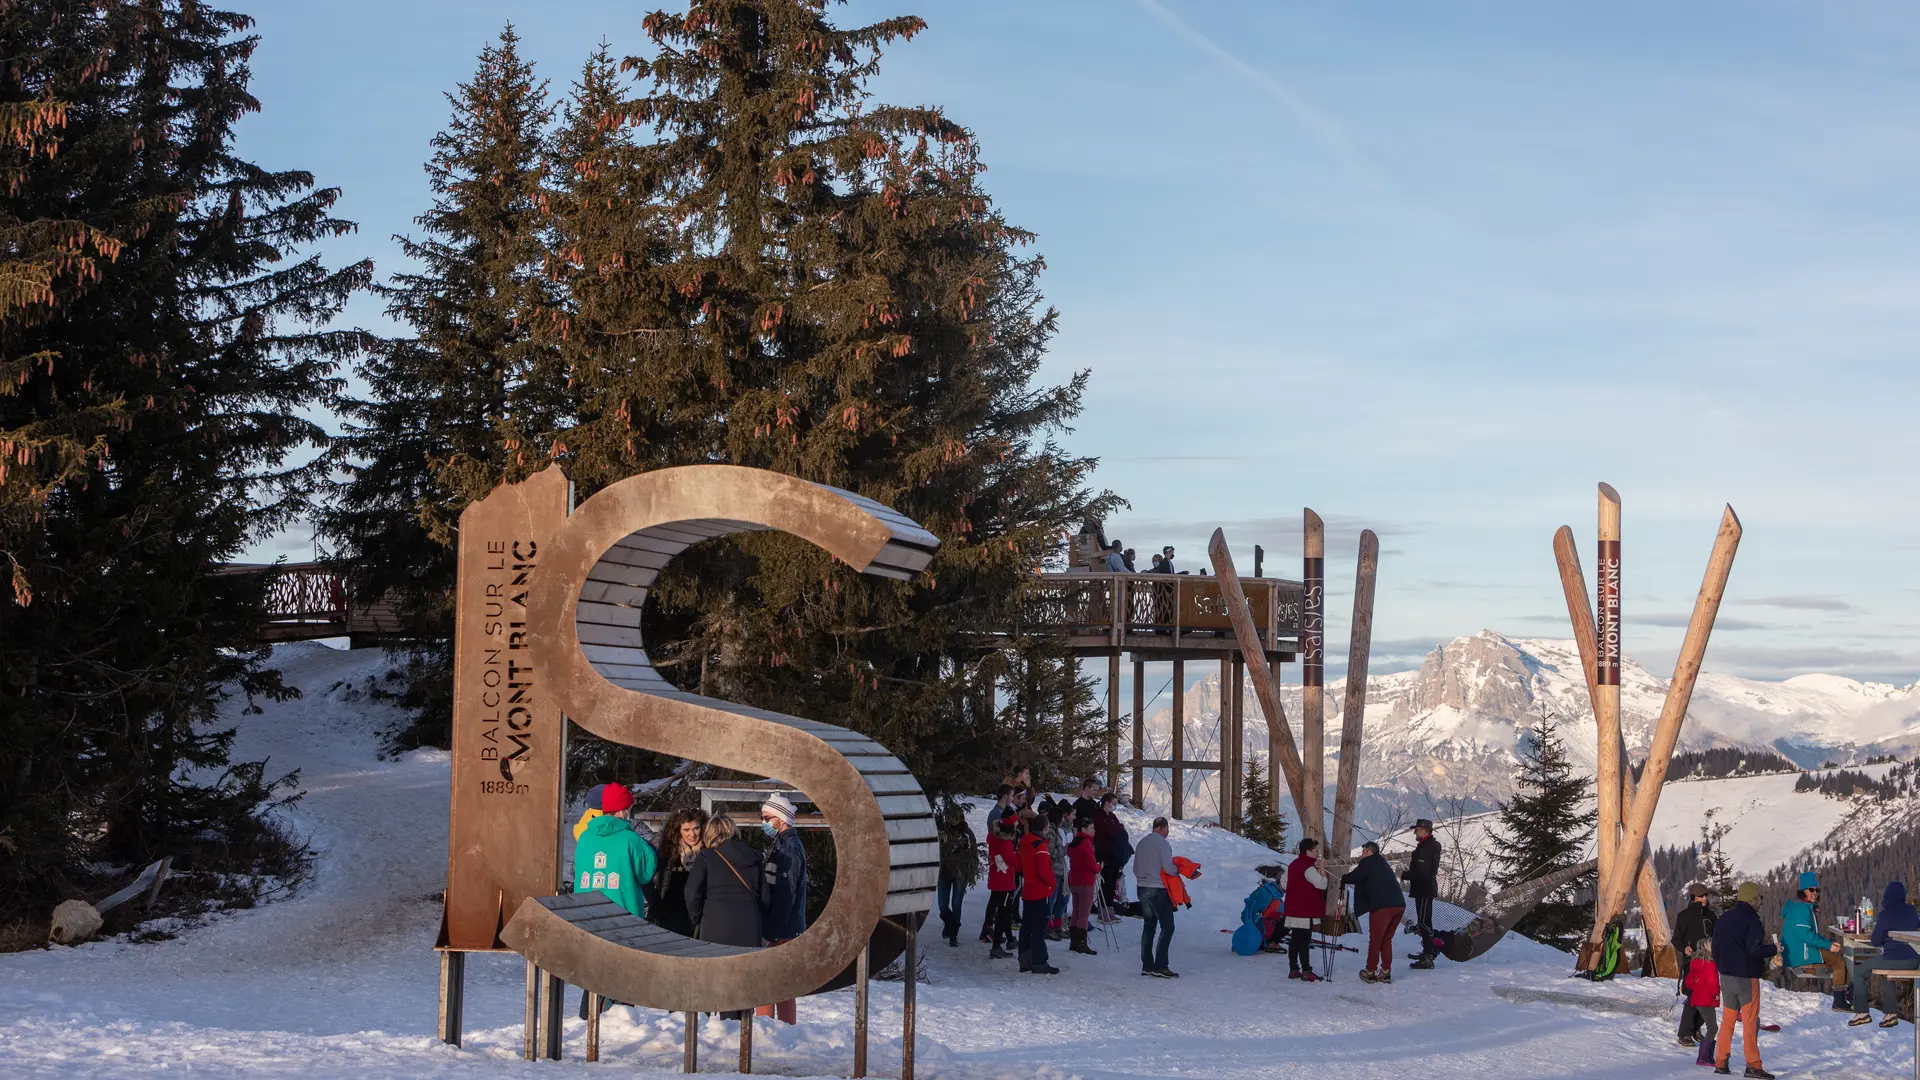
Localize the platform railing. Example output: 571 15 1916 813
1019 571 1303 650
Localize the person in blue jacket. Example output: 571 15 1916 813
1780 871 1850 1011
756 792 808 1024
1847 880 1920 1028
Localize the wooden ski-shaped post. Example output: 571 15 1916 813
1329 530 1378 857
1302 510 1326 845
1584 506 1742 960
1207 529 1309 826
1553 526 1679 977
1594 485 1624 914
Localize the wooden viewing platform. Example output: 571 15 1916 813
228 561 1305 825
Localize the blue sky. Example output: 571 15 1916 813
238 0 1920 683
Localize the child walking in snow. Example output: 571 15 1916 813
1680 938 1720 1065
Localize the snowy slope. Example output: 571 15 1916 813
1 642 1911 1079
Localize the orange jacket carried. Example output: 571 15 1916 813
1160 856 1201 908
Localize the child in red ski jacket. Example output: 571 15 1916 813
1681 938 1720 1065
978 816 1018 958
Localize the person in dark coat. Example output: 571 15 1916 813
935 799 979 948
1071 778 1102 828
1671 881 1718 1042
1401 818 1442 969
1709 881 1778 1078
686 813 768 979
1848 880 1920 1028
1093 793 1130 917
1342 841 1407 983
756 793 807 1025
650 807 709 938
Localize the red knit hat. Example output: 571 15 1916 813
600 784 634 814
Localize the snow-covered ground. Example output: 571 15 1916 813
1 642 1910 1078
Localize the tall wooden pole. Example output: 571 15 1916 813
1594 485 1623 908
1231 654 1246 830
1171 656 1186 819
1554 526 1679 976
1586 506 1742 957
1301 510 1326 844
1206 528 1309 825
1107 651 1122 793
1131 657 1145 808
1219 654 1234 825
1269 658 1284 817
1330 529 1378 856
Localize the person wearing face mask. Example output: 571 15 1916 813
757 792 808 1024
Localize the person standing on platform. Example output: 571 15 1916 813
1343 840 1406 983
1017 810 1059 973
1711 881 1778 1079
757 793 807 1024
1134 817 1181 978
1403 818 1442 969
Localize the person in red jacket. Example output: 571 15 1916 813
1682 938 1721 1066
979 815 1018 959
1017 816 1059 973
1283 837 1329 982
1067 818 1100 955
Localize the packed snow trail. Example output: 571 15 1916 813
0 643 1909 1078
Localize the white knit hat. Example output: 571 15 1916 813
761 792 797 825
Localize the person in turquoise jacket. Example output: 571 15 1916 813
573 783 658 919
1781 870 1850 1010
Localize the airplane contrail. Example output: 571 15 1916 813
1133 0 1390 196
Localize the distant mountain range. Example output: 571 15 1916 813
1137 630 1920 832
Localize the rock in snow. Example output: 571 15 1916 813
0 642 1905 1078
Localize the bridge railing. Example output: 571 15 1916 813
1019 571 1302 652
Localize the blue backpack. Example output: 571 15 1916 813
1232 880 1285 956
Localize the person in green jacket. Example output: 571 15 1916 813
1781 870 1850 1011
573 783 657 919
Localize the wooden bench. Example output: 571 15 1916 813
1877 971 1920 1080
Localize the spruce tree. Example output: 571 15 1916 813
1491 711 1597 945
0 0 369 913
1240 757 1288 851
323 27 560 747
596 1 1119 798
1698 808 1735 909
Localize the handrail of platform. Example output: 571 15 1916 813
1020 571 1303 652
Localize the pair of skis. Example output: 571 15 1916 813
1555 484 1742 975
